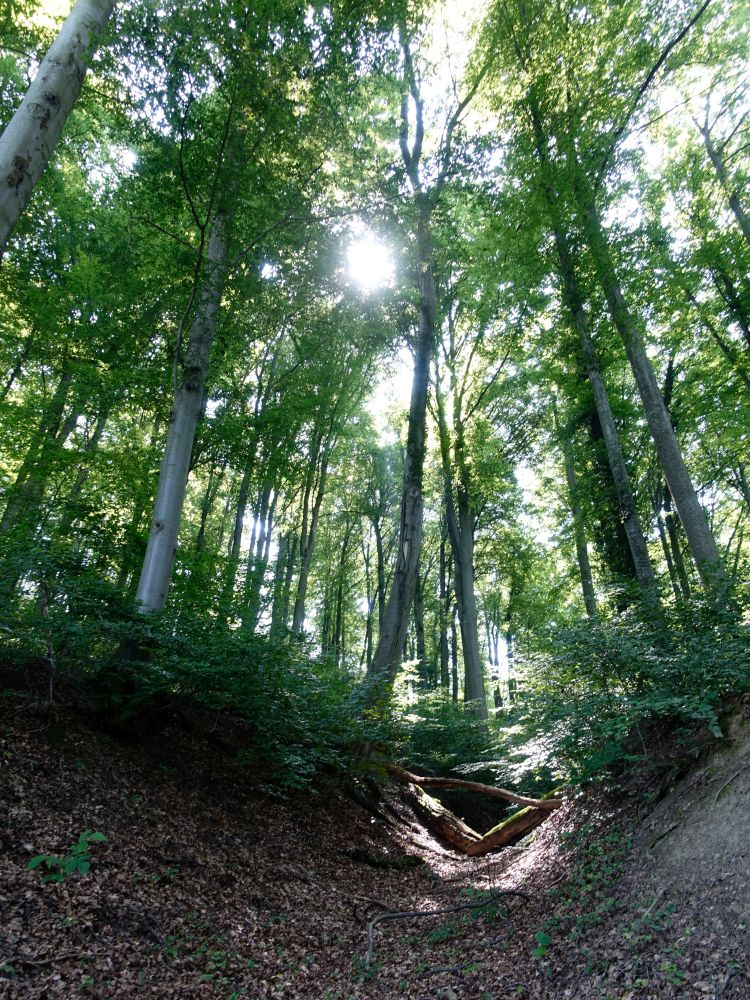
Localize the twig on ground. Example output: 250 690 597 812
365 890 529 967
643 887 665 917
714 768 745 803
0 952 94 968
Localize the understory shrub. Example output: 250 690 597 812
0 578 367 788
515 590 750 780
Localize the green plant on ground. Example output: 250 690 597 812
26 831 107 883
531 930 551 958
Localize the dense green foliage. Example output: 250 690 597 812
1 0 749 787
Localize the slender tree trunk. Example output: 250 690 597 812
450 607 459 703
56 406 109 537
435 377 487 718
557 412 597 617
219 465 252 618
292 456 329 633
664 493 691 597
654 501 681 599
575 175 722 584
366 205 435 691
699 124 750 252
332 524 351 666
269 532 289 634
0 330 35 404
372 518 386 633
280 534 297 630
242 484 274 630
134 211 229 613
438 530 450 691
194 460 226 554
0 366 73 535
0 0 117 259
526 96 656 593
413 565 426 682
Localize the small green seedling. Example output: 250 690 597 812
27 831 108 884
532 930 551 958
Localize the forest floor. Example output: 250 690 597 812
1 681 749 1000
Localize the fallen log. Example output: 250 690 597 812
385 763 563 811
404 785 481 853
466 806 549 857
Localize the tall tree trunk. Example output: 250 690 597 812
435 376 488 718
450 607 459 703
219 464 252 620
413 565 427 683
134 210 229 613
438 529 450 691
527 95 656 594
0 0 117 259
56 405 109 538
575 172 722 584
0 365 73 535
556 410 598 617
242 484 274 631
366 204 435 692
292 455 329 634
699 123 750 252
372 517 386 633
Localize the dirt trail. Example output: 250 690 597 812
1 691 748 999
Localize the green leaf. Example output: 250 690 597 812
26 855 51 870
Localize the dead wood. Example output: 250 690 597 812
365 890 529 967
404 784 482 853
465 806 550 857
384 763 563 810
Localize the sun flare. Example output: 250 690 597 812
346 236 394 292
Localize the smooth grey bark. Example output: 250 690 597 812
556 413 597 617
0 0 117 259
438 529 450 690
450 608 459 703
292 448 329 634
363 27 483 702
575 172 723 584
435 378 487 718
365 200 434 690
698 121 750 252
194 460 226 555
242 484 275 631
526 95 656 594
413 565 427 681
135 211 229 613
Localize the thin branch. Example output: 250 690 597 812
596 0 714 186
366 891 529 967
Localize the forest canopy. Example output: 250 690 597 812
1 0 749 785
